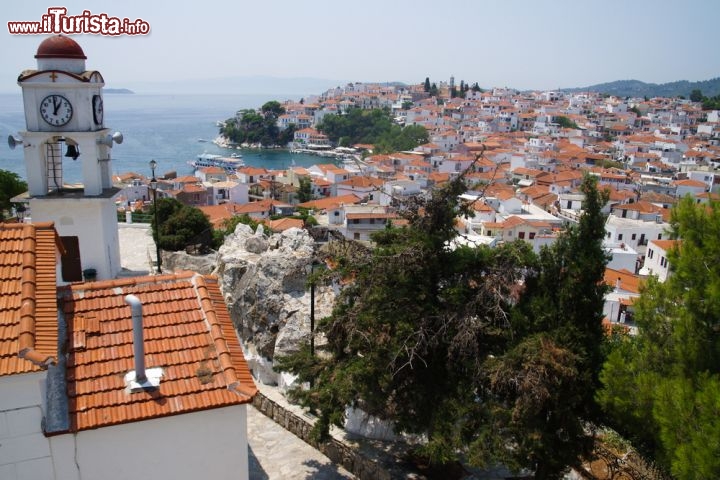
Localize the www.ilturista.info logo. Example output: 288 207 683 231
8 7 150 36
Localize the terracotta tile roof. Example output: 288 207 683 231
264 217 304 232
346 212 397 220
649 239 680 252
197 204 236 227
0 222 60 377
297 194 362 210
604 268 643 294
60 272 256 432
337 176 384 188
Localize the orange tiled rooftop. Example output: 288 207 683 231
0 222 59 377
60 271 256 432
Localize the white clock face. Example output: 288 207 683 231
92 94 104 125
40 94 73 126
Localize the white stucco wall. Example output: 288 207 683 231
30 196 120 281
50 404 249 480
0 372 55 480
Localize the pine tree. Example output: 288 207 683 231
599 197 720 479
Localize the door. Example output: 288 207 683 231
60 236 82 282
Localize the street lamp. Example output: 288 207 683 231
149 159 162 274
305 259 324 359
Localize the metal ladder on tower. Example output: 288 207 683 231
46 140 63 192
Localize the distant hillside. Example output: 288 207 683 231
561 77 720 99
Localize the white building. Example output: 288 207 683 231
0 222 257 480
14 35 124 281
1 37 257 480
642 239 679 282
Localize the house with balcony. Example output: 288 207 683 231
206 180 249 205
340 204 402 241
604 207 669 257
293 128 331 149
336 176 385 203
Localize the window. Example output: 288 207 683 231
632 233 637 240
334 211 340 216
518 232 526 239
648 249 654 259
618 234 623 241
529 232 536 240
658 233 662 240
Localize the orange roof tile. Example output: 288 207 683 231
346 212 397 220
604 268 643 294
60 272 256 432
297 194 362 210
0 222 60 377
338 176 384 188
197 204 236 227
264 217 304 232
650 239 680 252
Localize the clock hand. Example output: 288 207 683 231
52 97 60 115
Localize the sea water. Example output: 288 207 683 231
0 93 325 183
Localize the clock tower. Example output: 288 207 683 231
15 35 123 282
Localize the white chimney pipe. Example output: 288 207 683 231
124 294 146 383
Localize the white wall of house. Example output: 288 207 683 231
643 241 672 282
0 372 56 480
498 197 524 215
30 197 121 282
118 184 151 206
328 206 345 225
675 182 706 198
336 185 376 202
604 216 668 256
379 180 421 206
605 242 640 272
49 404 250 480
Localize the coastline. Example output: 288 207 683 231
213 135 363 163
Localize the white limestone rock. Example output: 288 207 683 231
215 226 336 384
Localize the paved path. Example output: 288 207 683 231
247 404 354 480
118 223 354 480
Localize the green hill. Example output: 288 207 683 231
561 77 720 99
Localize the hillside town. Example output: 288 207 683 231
115 80 720 333
2 30 719 480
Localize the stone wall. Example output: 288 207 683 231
252 392 421 480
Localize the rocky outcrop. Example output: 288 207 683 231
161 249 217 275
214 224 335 385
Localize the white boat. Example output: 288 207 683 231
189 153 244 173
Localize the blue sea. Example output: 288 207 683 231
0 93 325 182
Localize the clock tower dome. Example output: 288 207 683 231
14 35 124 282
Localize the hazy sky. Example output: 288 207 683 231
2 0 718 94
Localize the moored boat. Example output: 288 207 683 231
189 153 245 173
